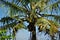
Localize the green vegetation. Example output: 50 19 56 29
0 0 60 40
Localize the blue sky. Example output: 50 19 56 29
0 6 8 19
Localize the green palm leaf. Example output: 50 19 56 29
36 17 59 36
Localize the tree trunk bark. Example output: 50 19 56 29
28 17 37 40
31 27 36 40
59 31 60 40
51 36 55 40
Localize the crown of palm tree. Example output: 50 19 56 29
0 0 60 37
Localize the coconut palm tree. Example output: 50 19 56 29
0 0 60 40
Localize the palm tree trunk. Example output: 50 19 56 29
58 31 60 40
28 22 36 40
51 36 55 40
28 17 37 40
31 26 36 40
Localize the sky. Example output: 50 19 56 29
0 7 8 19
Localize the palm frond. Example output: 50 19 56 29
0 0 28 13
0 21 17 30
36 17 59 36
48 20 58 36
38 14 60 19
13 23 25 36
40 0 60 12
